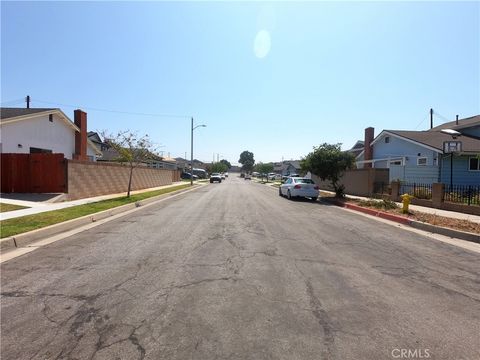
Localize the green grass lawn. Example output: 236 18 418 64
0 184 191 238
0 203 30 213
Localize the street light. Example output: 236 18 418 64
191 117 206 186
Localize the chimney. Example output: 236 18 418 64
74 109 88 161
363 127 374 169
456 115 459 125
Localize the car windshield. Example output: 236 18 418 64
211 173 220 176
294 178 314 184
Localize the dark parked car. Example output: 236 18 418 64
181 172 198 180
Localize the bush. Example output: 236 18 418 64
414 187 432 199
381 198 399 210
358 198 398 210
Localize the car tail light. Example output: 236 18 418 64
294 185 301 189
314 186 319 190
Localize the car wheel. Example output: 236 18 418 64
287 190 292 200
311 197 318 202
210 180 213 183
279 188 283 197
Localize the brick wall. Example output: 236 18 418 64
67 160 176 200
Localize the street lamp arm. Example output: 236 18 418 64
190 118 207 186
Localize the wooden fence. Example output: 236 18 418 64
1 153 67 193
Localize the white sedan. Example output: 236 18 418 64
279 177 319 201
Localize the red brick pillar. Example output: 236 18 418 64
74 109 88 161
364 127 374 169
432 183 444 208
390 181 400 202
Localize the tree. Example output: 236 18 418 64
210 162 228 173
301 143 355 197
254 162 274 182
219 159 231 169
102 130 157 197
239 151 255 173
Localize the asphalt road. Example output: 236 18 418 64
1 176 479 360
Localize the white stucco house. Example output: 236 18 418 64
0 107 101 160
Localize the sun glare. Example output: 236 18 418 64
254 30 271 59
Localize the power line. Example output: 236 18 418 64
0 98 25 106
33 99 191 119
413 113 430 130
433 110 453 124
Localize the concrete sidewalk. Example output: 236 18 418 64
0 182 189 221
319 190 480 224
265 182 480 224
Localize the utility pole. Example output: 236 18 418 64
430 108 433 129
191 117 194 186
26 95 30 109
190 118 207 186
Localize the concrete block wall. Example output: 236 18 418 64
312 168 389 197
67 160 175 200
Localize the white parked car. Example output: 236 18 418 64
210 173 222 183
279 177 319 201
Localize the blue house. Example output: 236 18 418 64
356 115 480 186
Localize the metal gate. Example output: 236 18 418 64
389 165 405 183
1 153 67 193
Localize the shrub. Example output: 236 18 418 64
414 187 432 200
358 198 398 210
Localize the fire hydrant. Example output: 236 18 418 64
400 193 413 214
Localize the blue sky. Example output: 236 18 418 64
2 1 479 165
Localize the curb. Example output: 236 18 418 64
0 185 200 252
324 198 480 244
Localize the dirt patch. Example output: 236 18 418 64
321 194 480 235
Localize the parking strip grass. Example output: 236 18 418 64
0 203 29 213
0 184 191 238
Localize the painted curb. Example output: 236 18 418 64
342 202 412 225
0 185 198 252
324 198 480 243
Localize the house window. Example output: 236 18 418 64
49 114 53 122
417 157 427 166
469 157 480 171
30 147 52 154
385 137 390 143
389 160 402 166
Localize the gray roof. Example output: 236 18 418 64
430 115 480 131
87 131 103 144
97 148 121 161
286 160 301 169
349 140 364 150
386 130 480 153
0 107 58 120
